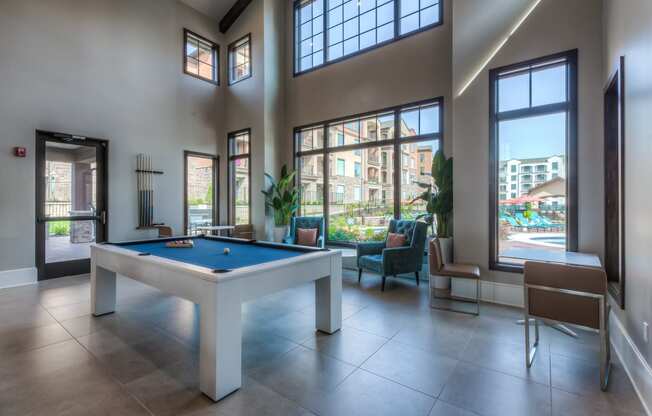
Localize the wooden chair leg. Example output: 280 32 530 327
381 276 386 292
415 271 419 286
358 268 362 283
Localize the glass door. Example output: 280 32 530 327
184 151 218 235
35 131 108 280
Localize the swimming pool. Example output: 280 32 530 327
530 236 566 246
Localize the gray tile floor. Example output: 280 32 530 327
0 270 645 416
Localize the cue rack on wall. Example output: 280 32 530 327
136 153 164 229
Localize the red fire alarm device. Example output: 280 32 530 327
14 147 26 158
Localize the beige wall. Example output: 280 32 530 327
222 0 287 238
222 0 265 236
452 0 604 285
284 0 453 163
0 0 224 274
603 0 652 366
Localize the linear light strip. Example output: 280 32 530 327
456 0 544 97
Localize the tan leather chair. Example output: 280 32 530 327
524 260 611 390
429 238 481 315
232 224 254 240
154 225 173 238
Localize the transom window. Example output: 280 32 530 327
228 34 252 85
489 50 578 272
399 0 440 35
295 98 443 244
184 29 219 84
294 0 443 74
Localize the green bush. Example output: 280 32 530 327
49 221 70 236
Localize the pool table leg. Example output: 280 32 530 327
199 282 242 402
91 264 116 316
315 254 342 334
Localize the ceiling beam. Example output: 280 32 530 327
219 0 253 33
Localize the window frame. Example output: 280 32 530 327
488 49 578 273
294 96 444 247
183 28 220 85
293 0 444 76
227 129 252 225
228 33 252 86
183 151 219 234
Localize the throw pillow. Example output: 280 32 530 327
386 232 407 248
296 228 318 246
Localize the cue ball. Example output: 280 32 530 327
223 248 230 255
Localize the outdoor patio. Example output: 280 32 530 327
45 236 93 264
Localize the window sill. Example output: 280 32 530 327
489 262 524 274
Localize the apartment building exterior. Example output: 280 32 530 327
498 155 565 200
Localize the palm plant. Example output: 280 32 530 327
410 150 453 237
262 164 300 226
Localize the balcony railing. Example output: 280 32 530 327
45 201 72 217
367 155 380 165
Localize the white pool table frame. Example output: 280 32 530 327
90 239 342 401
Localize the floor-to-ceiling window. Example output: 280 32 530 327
489 50 577 271
184 151 218 234
295 98 442 244
228 129 251 225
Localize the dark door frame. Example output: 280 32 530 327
603 56 626 308
183 150 219 234
35 130 109 280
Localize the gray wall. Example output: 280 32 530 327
452 0 604 285
222 0 265 236
603 0 652 366
221 0 287 239
0 0 224 274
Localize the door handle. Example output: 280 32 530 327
101 211 107 225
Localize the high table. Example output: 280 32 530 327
195 225 235 237
90 235 342 401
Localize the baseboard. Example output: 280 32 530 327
479 280 524 307
433 277 524 308
0 267 38 289
610 312 652 416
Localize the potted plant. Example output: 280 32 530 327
262 164 299 242
410 150 453 288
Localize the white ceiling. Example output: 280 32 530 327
179 0 237 21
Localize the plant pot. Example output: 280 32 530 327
273 225 288 243
430 236 453 289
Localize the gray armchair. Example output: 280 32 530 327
283 216 325 248
356 219 428 291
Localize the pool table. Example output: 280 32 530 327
90 235 342 401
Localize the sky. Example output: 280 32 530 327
499 112 566 160
497 64 567 161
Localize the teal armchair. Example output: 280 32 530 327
356 220 428 291
283 216 325 248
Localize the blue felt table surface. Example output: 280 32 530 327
113 238 306 271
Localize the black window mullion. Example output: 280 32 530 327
394 0 400 38
322 124 330 242
393 108 401 219
528 70 533 108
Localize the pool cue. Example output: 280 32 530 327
148 154 153 226
144 154 149 227
137 154 142 227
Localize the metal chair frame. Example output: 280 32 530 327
429 275 481 316
524 283 611 391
